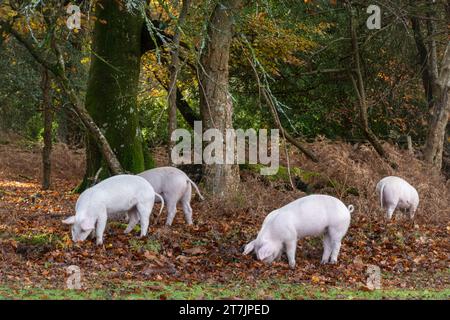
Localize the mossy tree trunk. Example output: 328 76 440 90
82 0 146 188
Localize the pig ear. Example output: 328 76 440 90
243 240 256 255
80 219 95 231
257 243 274 261
62 216 76 225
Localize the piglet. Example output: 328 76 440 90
138 167 204 226
376 176 419 220
243 194 353 269
62 174 164 245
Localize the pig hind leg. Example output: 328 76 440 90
124 207 139 234
385 205 396 220
329 241 342 264
408 205 417 220
321 233 332 264
181 183 193 225
328 228 345 264
137 201 153 237
382 190 398 220
164 198 178 226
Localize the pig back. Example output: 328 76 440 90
91 174 155 212
139 167 190 197
275 195 351 238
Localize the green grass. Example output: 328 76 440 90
128 238 161 253
14 232 63 247
0 281 448 300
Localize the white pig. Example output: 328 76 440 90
62 174 164 245
376 176 419 220
138 167 204 226
243 195 353 269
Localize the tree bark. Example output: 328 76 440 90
409 1 450 171
411 16 434 108
83 0 146 185
199 0 242 197
168 0 190 163
423 42 450 170
41 69 53 190
425 1 439 86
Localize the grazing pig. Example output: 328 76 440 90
62 174 164 245
138 167 204 226
376 176 419 220
243 195 353 269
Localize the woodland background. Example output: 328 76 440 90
0 0 449 299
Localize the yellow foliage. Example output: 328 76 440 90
0 4 17 19
239 12 327 75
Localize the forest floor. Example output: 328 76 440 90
0 135 449 300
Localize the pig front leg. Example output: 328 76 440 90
95 212 107 245
285 240 297 269
408 205 417 220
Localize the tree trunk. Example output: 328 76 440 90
168 0 190 163
41 69 53 190
411 16 434 108
425 1 439 85
423 42 450 170
82 0 146 186
199 0 241 197
409 1 450 171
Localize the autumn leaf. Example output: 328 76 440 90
311 275 321 284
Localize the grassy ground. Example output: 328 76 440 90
1 280 449 300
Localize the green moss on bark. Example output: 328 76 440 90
79 0 147 190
